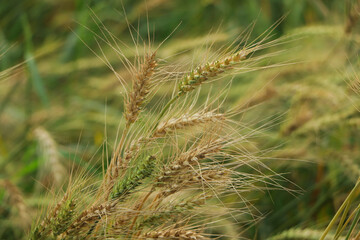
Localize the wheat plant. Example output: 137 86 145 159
26 18 282 240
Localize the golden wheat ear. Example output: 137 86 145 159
125 52 157 125
143 228 207 240
154 111 225 138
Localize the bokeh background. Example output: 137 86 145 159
1 0 360 239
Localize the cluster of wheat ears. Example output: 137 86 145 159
21 22 284 239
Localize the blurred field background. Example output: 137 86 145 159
1 0 360 239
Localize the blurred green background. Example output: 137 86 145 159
1 0 360 239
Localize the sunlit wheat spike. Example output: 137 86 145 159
178 48 252 95
125 52 157 125
144 228 207 239
156 138 225 195
159 169 231 198
154 111 225 138
62 201 116 237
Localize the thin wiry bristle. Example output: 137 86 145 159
236 85 277 110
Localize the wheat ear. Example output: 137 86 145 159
125 52 157 125
178 48 252 96
154 111 225 138
30 192 75 240
144 228 206 239
111 156 156 199
61 201 117 238
33 126 66 187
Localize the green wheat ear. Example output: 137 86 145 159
178 49 250 96
50 198 75 236
29 194 76 240
111 155 156 200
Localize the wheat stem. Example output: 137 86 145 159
320 178 360 240
345 205 360 240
